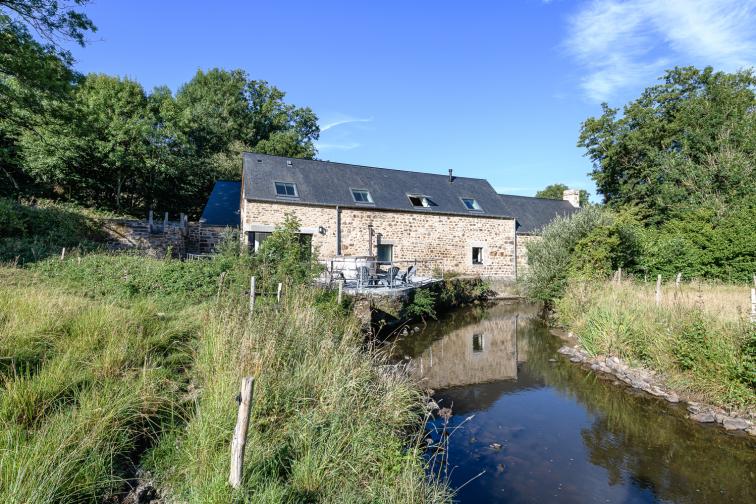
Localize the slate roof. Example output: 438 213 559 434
497 194 578 234
200 180 241 226
242 153 513 218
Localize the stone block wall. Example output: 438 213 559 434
102 219 235 258
242 200 517 279
186 224 232 254
102 220 187 258
515 234 540 278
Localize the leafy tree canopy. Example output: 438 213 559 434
535 183 589 207
578 66 756 222
175 69 319 171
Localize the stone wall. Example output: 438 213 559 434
515 234 540 278
102 220 187 258
242 200 517 279
102 220 232 257
186 224 232 254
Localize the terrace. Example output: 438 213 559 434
318 256 443 296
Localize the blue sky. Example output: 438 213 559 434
66 1 756 199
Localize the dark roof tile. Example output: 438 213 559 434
498 194 578 234
200 181 240 226
243 153 513 218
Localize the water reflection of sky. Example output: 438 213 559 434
391 302 756 504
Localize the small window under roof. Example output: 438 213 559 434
351 188 373 204
408 194 434 208
275 181 298 197
461 198 482 211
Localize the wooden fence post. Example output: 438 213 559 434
675 272 681 288
655 275 662 306
60 247 65 260
617 267 622 283
249 276 256 314
751 288 756 323
229 376 254 489
276 283 282 303
337 280 343 305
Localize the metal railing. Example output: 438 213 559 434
319 256 444 289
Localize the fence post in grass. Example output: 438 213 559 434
655 275 662 306
229 376 254 489
618 267 622 283
337 280 343 305
60 247 65 260
276 282 282 303
676 272 681 288
163 211 169 230
249 276 256 314
751 288 756 323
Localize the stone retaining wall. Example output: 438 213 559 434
102 219 233 258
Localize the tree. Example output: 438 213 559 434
0 0 96 194
174 69 319 170
578 66 756 222
536 183 589 207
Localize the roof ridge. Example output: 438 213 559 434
499 193 573 202
243 151 489 182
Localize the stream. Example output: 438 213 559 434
390 301 756 503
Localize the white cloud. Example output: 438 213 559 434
314 142 361 151
565 0 756 101
320 116 373 132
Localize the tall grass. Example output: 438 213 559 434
1 249 448 502
148 287 449 503
556 279 755 409
0 281 194 502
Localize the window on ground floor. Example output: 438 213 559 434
247 231 272 251
472 333 484 353
472 246 483 265
377 243 393 263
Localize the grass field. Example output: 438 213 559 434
556 279 755 409
0 252 448 503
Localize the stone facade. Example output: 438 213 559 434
515 234 540 278
241 199 517 279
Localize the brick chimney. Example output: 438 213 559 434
563 189 580 208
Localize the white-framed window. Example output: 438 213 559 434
461 198 482 211
408 194 434 208
351 188 373 203
472 246 483 265
248 231 272 251
274 181 298 197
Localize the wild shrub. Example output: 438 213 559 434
403 288 437 321
253 213 322 289
521 206 612 301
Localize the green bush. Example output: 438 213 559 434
521 206 612 301
403 289 437 321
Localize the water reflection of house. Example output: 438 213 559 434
411 303 541 389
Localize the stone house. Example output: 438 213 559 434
200 153 578 280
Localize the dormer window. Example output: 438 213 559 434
275 181 298 197
351 188 373 203
461 198 482 211
408 194 434 208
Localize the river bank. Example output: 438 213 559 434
389 300 756 503
554 280 755 411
